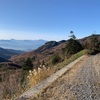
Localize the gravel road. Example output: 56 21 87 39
34 54 100 100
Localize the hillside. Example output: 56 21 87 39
79 34 100 46
0 47 25 60
35 40 66 53
10 34 100 66
10 40 67 65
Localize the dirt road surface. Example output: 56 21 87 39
33 54 100 100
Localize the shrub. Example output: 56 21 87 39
51 55 61 65
22 58 33 70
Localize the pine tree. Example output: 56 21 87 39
65 31 83 57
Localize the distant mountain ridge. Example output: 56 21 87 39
0 39 47 51
35 40 66 53
0 47 25 60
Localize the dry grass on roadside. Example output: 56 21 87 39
26 50 87 90
26 65 55 89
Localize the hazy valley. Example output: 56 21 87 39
0 39 47 51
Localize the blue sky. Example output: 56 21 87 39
0 0 100 41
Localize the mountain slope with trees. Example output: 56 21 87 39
10 34 100 68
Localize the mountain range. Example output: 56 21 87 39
0 34 100 67
0 39 47 51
